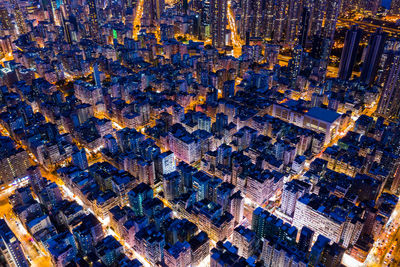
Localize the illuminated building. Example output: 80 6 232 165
189 231 209 266
11 0 27 34
308 0 325 38
135 226 165 267
128 182 154 217
376 52 400 119
164 241 192 267
349 235 374 263
264 0 275 40
338 25 363 81
168 124 201 164
229 190 244 226
391 0 400 14
245 170 284 206
298 8 310 48
261 236 308 267
71 147 88 170
0 219 29 267
45 231 78 267
285 0 301 46
281 179 311 217
232 225 255 258
155 151 176 181
0 136 31 185
163 171 182 201
272 0 287 44
88 0 100 39
0 5 11 31
95 236 124 266
289 45 303 87
298 226 314 253
72 214 104 255
360 28 387 85
210 0 227 48
323 0 341 40
293 194 363 248
303 107 341 145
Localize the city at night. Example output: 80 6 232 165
0 0 400 266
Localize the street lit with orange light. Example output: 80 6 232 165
1 1 400 267
227 0 243 57
132 0 145 38
0 191 52 267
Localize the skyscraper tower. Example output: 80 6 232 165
338 25 362 80
210 0 228 48
273 0 287 44
240 0 251 39
298 226 314 253
71 147 88 170
289 45 303 87
285 0 301 46
324 0 341 40
360 28 387 85
253 0 264 38
0 5 12 31
391 0 400 15
309 0 326 38
264 0 275 40
11 0 27 34
298 7 311 48
376 52 400 119
88 0 100 39
239 0 264 39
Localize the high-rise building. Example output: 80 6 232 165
285 0 301 45
273 0 288 43
210 0 227 48
360 28 387 85
376 52 400 119
128 182 154 216
289 45 303 87
309 0 326 38
298 8 311 48
323 0 342 40
156 151 176 182
253 0 264 38
309 235 330 267
72 214 104 255
0 5 11 31
232 225 256 258
338 25 363 80
391 0 400 14
264 0 275 40
229 191 244 226
163 171 182 201
164 241 192 267
71 147 88 170
135 226 165 266
281 179 311 217
0 136 31 185
239 0 252 39
87 0 100 39
0 219 29 267
293 194 363 248
189 231 210 266
11 0 27 34
298 226 314 253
